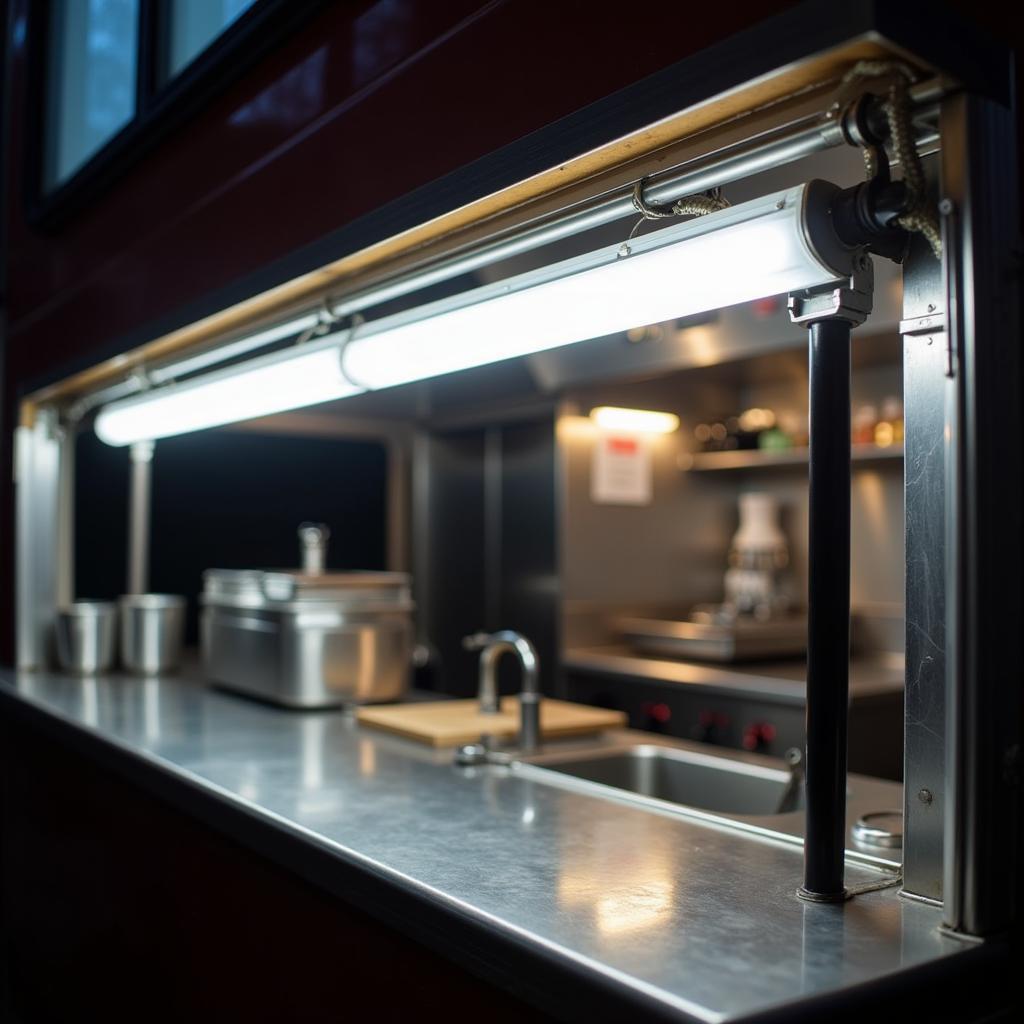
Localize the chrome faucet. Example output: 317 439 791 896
462 630 541 753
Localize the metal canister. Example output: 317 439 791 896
200 569 413 707
55 602 118 675
200 525 413 707
119 594 186 675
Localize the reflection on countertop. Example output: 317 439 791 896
1 668 969 1022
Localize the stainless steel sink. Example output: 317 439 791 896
529 744 802 816
515 732 902 867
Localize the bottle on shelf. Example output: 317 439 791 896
851 404 879 445
723 492 794 621
874 396 904 447
758 408 798 452
694 418 737 452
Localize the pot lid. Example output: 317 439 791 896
202 568 411 604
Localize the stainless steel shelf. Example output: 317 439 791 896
681 443 904 472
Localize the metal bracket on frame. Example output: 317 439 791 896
788 258 874 328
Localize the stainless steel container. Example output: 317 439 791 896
55 602 117 674
120 594 186 675
200 569 414 707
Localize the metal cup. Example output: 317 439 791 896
55 602 118 675
119 594 186 675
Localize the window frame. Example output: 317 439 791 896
25 0 330 230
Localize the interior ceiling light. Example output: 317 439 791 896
96 181 863 446
590 407 680 434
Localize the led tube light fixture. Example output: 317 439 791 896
95 337 362 446
96 181 860 446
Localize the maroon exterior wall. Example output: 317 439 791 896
3 0 798 391
0 0 795 660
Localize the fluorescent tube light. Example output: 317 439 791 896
96 182 854 446
340 183 847 389
591 407 680 434
95 337 362 446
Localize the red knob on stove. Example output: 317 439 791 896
641 701 672 725
742 722 777 752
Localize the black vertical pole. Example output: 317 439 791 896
801 318 852 901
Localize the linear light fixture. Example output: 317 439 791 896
96 181 860 446
590 407 680 434
95 337 362 446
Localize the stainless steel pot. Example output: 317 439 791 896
120 594 186 675
55 602 117 675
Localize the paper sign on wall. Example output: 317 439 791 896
591 433 652 505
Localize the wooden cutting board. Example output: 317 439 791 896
356 697 626 747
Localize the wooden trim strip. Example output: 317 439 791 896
23 34 928 421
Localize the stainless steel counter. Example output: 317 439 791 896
564 646 904 704
0 668 976 1022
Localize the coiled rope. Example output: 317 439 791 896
624 64 939 260
841 60 942 259
621 182 730 253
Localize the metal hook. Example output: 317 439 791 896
129 367 153 392
337 313 368 389
620 181 729 256
630 179 678 221
296 299 342 346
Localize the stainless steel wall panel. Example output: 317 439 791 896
901 224 949 903
15 414 62 669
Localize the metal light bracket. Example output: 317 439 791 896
788 256 874 328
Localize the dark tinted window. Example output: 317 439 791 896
162 0 258 80
45 0 140 188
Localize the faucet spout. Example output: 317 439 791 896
462 630 541 752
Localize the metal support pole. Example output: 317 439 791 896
800 319 852 901
56 424 76 608
127 441 154 595
789 257 872 903
386 440 410 573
